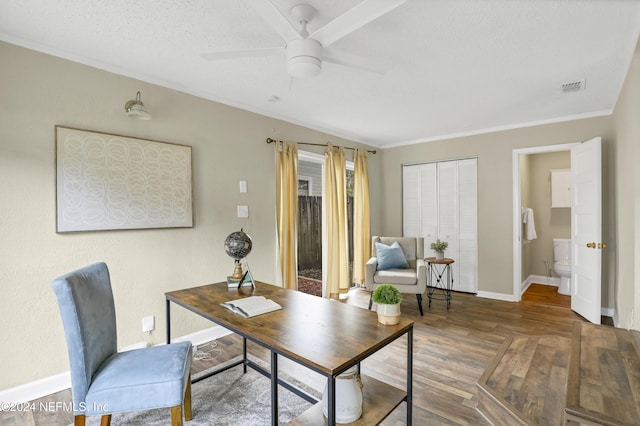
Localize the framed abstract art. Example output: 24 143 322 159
55 126 193 232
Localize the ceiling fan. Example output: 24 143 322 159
202 0 407 79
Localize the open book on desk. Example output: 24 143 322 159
221 296 282 318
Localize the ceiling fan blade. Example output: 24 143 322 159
309 0 407 47
202 47 282 61
251 0 302 41
322 48 393 75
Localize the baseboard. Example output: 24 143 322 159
0 325 232 404
120 341 149 351
0 371 71 407
476 291 517 302
172 324 232 346
529 275 559 287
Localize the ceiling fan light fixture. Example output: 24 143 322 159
286 38 322 79
288 56 321 78
124 91 151 120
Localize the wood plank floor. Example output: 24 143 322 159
478 334 572 425
565 323 640 424
1 286 587 426
521 283 571 309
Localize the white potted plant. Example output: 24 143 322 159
372 284 402 325
430 239 448 260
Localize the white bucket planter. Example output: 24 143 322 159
322 365 364 423
435 251 445 260
376 302 401 325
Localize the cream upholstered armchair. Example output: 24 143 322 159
365 236 427 316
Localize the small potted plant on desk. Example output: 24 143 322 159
372 284 402 325
430 239 448 260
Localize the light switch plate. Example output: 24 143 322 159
239 180 247 193
237 205 249 218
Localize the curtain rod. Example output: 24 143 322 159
266 137 376 154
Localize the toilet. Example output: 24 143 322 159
553 238 571 295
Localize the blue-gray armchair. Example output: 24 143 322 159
51 262 193 426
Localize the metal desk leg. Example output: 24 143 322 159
243 338 248 373
328 375 336 425
407 327 413 425
271 351 278 426
165 299 171 345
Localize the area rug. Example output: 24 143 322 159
76 356 321 425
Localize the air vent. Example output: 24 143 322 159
561 79 586 93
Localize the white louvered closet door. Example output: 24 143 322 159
456 159 478 293
403 163 437 241
402 159 478 293
437 161 458 272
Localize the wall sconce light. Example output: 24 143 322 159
124 91 151 120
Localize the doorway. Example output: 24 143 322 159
297 150 355 297
512 143 579 301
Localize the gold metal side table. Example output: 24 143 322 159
425 257 454 309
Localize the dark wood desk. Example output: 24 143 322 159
165 281 413 425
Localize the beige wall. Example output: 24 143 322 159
526 151 571 278
379 117 614 299
3 30 640 393
612 37 640 330
0 41 380 389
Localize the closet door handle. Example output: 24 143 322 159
586 242 596 249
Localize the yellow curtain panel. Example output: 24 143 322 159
275 141 298 290
353 149 371 285
324 145 349 299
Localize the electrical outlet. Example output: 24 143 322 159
237 205 249 218
142 316 154 333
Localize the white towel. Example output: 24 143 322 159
523 208 537 240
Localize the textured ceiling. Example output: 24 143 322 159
1 0 639 148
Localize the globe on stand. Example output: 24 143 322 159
224 229 253 280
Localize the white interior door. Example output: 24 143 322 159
571 137 602 324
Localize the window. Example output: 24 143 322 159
298 176 312 196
